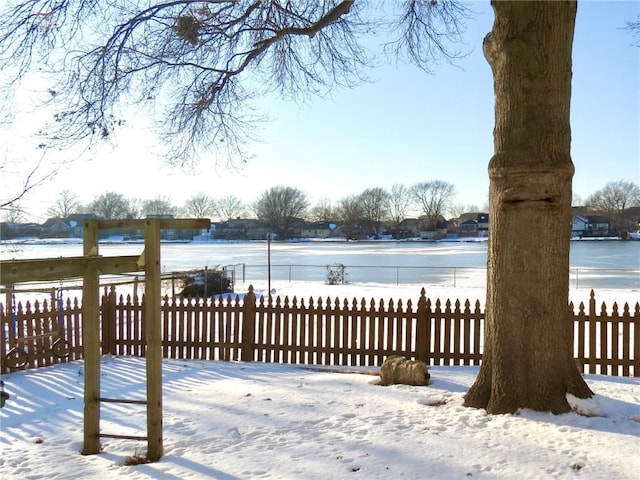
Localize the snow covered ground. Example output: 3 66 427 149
1 283 639 480
1 357 639 479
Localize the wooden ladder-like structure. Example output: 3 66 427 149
1 218 209 461
98 398 149 441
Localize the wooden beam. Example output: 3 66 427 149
144 219 163 461
93 218 210 231
81 221 101 455
1 255 142 284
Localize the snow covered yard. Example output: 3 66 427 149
1 356 639 480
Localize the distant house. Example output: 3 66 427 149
476 214 489 237
417 215 448 240
459 218 478 234
41 214 101 238
297 221 340 239
621 206 640 237
41 218 71 238
192 224 215 242
573 205 640 238
419 215 448 231
213 218 268 240
454 213 489 238
396 218 420 239
572 215 614 238
0 222 42 240
571 215 589 238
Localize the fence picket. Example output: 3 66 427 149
588 291 597 374
24 301 35 369
339 298 349 365
611 303 620 375
600 301 608 375
433 299 443 365
461 300 471 365
443 300 452 366
71 298 82 360
472 300 482 364
634 303 640 375
200 298 210 360
621 303 630 376
574 301 586 370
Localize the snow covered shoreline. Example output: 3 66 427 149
2 235 635 246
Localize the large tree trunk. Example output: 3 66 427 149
464 0 593 414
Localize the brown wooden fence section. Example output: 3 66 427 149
0 297 84 371
2 287 638 376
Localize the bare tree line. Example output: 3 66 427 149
6 179 638 240
9 179 462 225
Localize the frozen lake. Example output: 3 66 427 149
1 239 638 290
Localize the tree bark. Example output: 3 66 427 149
464 0 593 414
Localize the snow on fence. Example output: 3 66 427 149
1 287 638 376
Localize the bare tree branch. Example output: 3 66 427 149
624 16 640 46
0 151 57 210
384 0 472 73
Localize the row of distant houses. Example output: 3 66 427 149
1 214 98 240
0 213 487 241
1 209 639 241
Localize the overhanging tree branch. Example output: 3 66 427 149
0 1 467 168
624 16 640 46
0 152 57 210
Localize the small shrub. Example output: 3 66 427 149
326 263 347 285
176 268 233 297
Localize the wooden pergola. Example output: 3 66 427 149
1 218 209 461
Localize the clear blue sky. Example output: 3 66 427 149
2 0 639 221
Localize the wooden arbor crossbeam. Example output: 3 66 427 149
1 255 143 284
92 218 210 231
1 219 210 284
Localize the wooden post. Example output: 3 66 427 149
5 285 13 344
144 218 163 461
4 287 10 315
2 286 14 368
415 288 428 363
241 285 256 362
588 290 597 374
81 220 101 455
